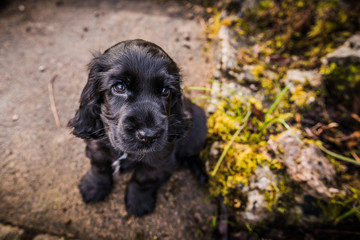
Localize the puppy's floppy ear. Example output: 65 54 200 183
68 56 105 139
167 74 191 141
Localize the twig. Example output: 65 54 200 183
48 74 61 128
351 152 360 162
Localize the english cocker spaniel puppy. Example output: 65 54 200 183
68 39 208 217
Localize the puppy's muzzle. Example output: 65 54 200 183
120 101 167 149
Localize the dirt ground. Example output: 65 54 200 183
0 0 215 239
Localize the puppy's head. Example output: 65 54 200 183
68 39 189 154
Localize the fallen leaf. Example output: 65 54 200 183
351 113 360 122
346 140 358 149
251 103 265 121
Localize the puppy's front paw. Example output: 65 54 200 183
125 182 156 217
78 170 112 203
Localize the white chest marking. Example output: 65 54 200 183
112 153 128 176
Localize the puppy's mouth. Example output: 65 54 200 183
110 128 167 154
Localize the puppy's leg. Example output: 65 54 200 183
178 103 208 185
78 139 114 203
125 165 173 217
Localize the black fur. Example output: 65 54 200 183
68 39 208 217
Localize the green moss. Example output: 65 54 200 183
204 9 233 42
233 0 358 67
206 89 294 211
290 85 317 108
317 186 360 223
203 0 360 228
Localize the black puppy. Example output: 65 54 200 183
68 39 208 217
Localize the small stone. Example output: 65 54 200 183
194 212 202 222
12 114 19 121
209 141 221 157
284 69 321 88
184 33 191 41
249 84 258 91
186 12 195 19
329 188 340 194
18 5 25 11
38 65 46 72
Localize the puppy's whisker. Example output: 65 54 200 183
90 127 106 135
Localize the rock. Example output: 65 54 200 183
241 163 282 223
229 65 256 83
250 164 277 191
322 34 360 66
209 141 221 158
242 190 268 222
284 69 321 88
206 79 263 113
276 131 336 198
0 224 24 240
214 26 247 76
320 35 360 112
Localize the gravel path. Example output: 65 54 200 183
0 1 214 239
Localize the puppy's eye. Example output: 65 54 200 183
112 83 127 94
161 87 170 97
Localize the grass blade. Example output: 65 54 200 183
191 95 216 103
188 86 232 103
211 109 251 176
189 85 243 118
265 82 293 118
318 144 360 166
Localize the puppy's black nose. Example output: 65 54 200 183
136 128 160 144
